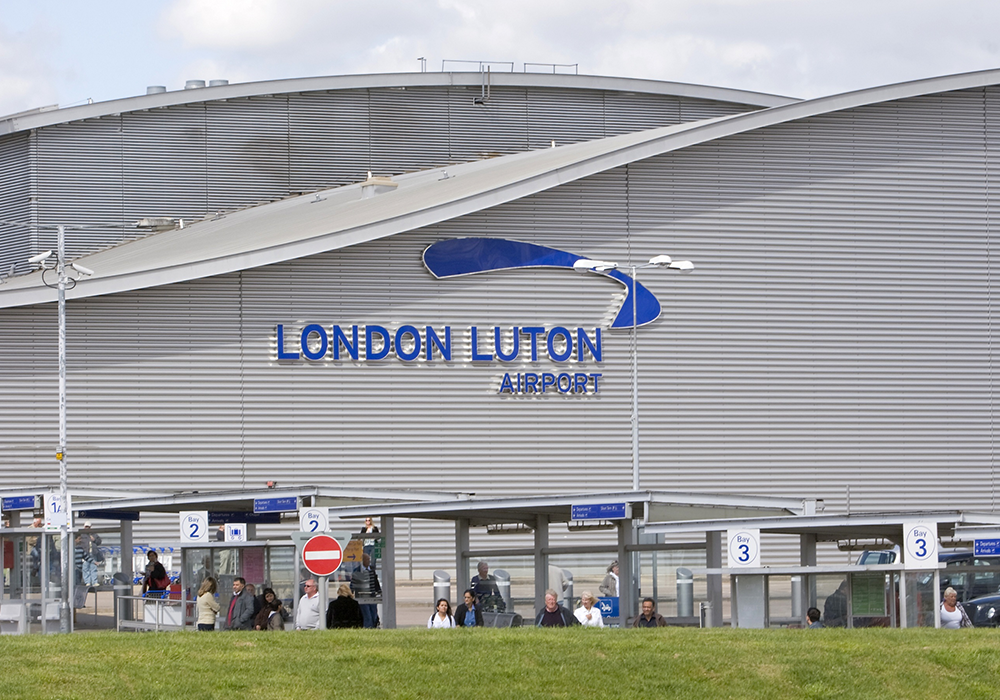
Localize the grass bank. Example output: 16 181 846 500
1 627 999 699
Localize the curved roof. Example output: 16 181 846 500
3 66 1000 310
0 71 795 136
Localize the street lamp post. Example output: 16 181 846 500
27 225 95 633
575 254 694 491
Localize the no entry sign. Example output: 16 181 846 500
302 534 344 577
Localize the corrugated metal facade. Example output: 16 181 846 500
1 82 999 568
0 83 757 269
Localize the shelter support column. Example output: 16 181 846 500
706 531 723 628
799 533 817 623
120 519 133 583
380 516 395 629
618 519 634 625
456 518 470 595
534 514 548 612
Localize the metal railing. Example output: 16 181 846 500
117 594 191 632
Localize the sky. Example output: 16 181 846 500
2 1 1000 118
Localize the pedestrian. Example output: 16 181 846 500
428 598 456 628
295 579 322 630
197 576 220 631
536 589 578 627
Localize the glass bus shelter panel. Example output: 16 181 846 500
1 532 63 634
635 549 707 619
465 555 534 615
816 575 850 628
905 571 937 628
850 572 896 628
182 544 297 622
766 576 796 626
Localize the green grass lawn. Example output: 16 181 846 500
1 627 998 699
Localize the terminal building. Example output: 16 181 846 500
1 67 1000 597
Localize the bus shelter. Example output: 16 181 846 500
326 490 808 627
73 486 459 631
1 489 139 634
644 509 1000 628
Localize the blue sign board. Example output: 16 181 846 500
974 539 1000 556
253 497 298 513
571 503 628 521
2 495 37 511
209 511 281 525
596 597 620 618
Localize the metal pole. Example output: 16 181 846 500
57 224 70 634
631 264 640 491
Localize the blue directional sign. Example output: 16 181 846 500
2 495 37 511
571 503 628 521
596 597 619 618
253 497 298 513
974 539 1000 556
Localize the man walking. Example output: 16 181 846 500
295 579 322 630
224 577 255 630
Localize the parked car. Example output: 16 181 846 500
939 552 1000 603
962 594 1000 627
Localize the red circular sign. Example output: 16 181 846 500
302 534 344 577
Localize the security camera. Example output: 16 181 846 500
70 262 94 277
28 250 53 265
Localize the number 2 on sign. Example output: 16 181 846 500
189 523 200 538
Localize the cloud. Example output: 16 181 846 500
0 24 62 117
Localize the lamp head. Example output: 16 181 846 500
668 260 695 273
647 255 673 266
573 259 619 273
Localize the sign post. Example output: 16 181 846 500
301 534 344 628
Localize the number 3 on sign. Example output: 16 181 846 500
727 528 761 568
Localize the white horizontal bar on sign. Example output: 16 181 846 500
304 552 342 561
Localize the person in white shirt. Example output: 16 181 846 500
940 587 972 629
428 598 456 628
295 579 322 630
574 591 604 627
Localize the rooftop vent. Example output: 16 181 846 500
146 86 167 95
360 172 398 199
208 79 229 87
184 80 206 90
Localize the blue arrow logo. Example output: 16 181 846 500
422 238 660 328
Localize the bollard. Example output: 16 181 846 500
677 567 694 618
700 601 713 628
494 569 512 613
561 568 574 609
790 575 802 619
432 570 451 607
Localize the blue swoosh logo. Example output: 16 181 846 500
422 238 659 328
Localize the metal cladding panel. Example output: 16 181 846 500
447 85 530 162
369 86 452 175
288 91 372 192
16 85 762 261
122 104 210 224
33 117 129 260
0 132 31 276
526 87 608 149
206 97 292 210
